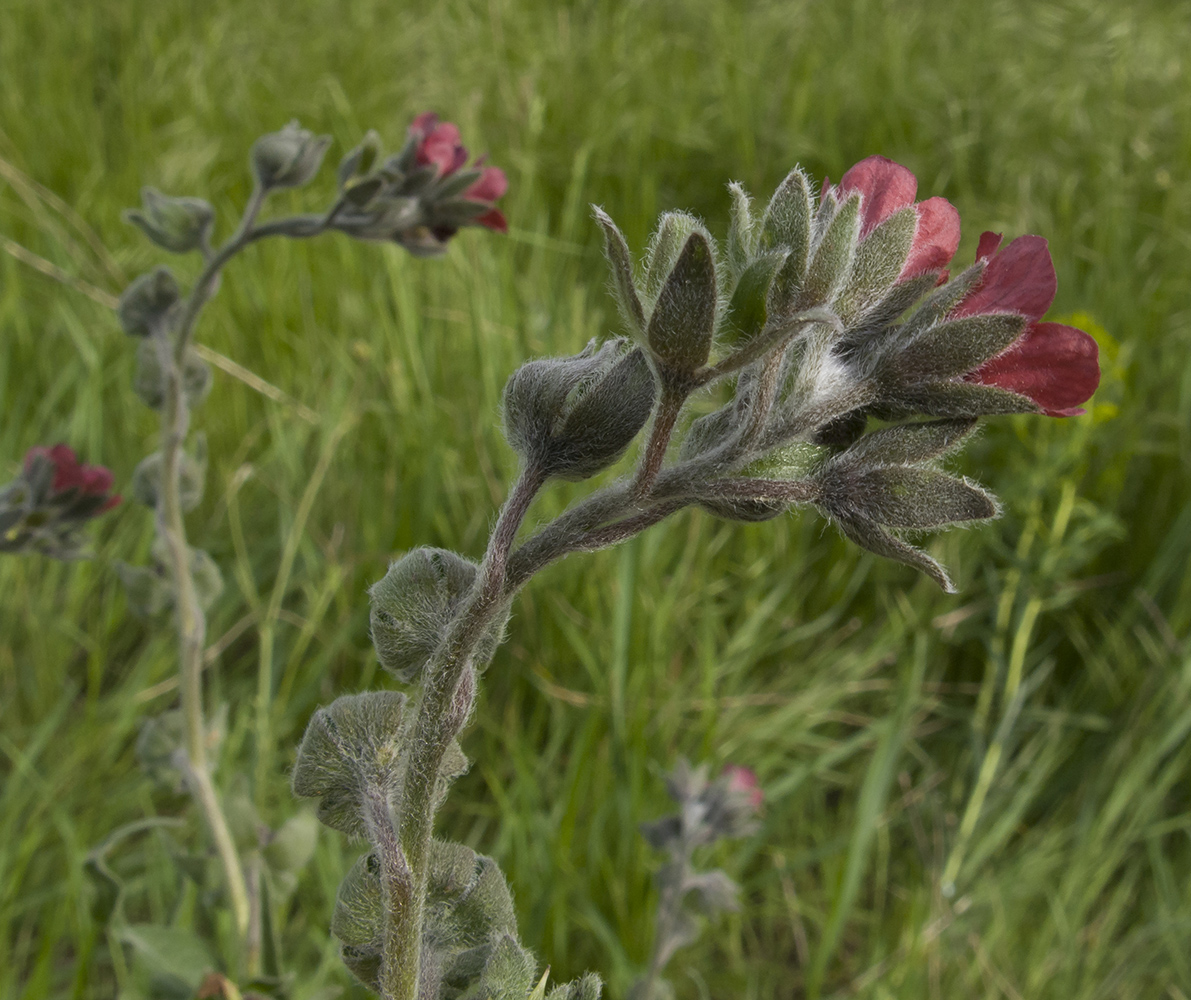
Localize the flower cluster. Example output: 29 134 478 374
0 445 121 558
829 155 1100 418
568 153 1102 590
327 112 508 256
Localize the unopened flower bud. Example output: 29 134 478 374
502 339 656 480
251 121 331 190
117 267 180 337
125 188 214 254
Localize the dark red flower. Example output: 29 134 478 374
835 155 961 281
24 444 122 510
953 233 1100 416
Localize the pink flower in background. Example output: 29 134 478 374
24 444 121 511
953 232 1101 416
722 765 764 811
833 155 961 281
409 112 468 177
407 112 508 234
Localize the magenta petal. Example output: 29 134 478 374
464 166 508 203
975 231 1003 262
838 155 918 238
953 235 1056 321
900 197 960 279
971 322 1100 415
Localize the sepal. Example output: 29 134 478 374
593 207 646 340
836 206 916 323
769 191 859 322
885 313 1027 384
725 182 756 276
759 167 812 273
832 512 955 592
645 231 718 377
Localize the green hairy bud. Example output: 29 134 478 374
132 340 211 411
251 120 332 190
125 188 215 254
502 339 656 481
131 434 207 512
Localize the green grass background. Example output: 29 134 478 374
3 0 1191 996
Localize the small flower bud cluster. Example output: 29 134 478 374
0 445 121 558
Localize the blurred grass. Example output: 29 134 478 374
2 0 1191 996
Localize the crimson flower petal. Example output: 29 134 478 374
474 208 508 234
901 196 960 279
723 765 764 810
415 121 466 176
80 465 115 496
975 230 1003 261
952 235 1056 321
465 166 508 203
969 321 1100 415
837 155 918 238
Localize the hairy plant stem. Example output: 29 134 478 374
383 464 546 1000
632 384 687 499
155 182 314 952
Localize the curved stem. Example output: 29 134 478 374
383 463 545 1000
155 316 250 939
154 183 296 949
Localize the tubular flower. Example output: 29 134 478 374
833 154 961 281
954 233 1100 416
